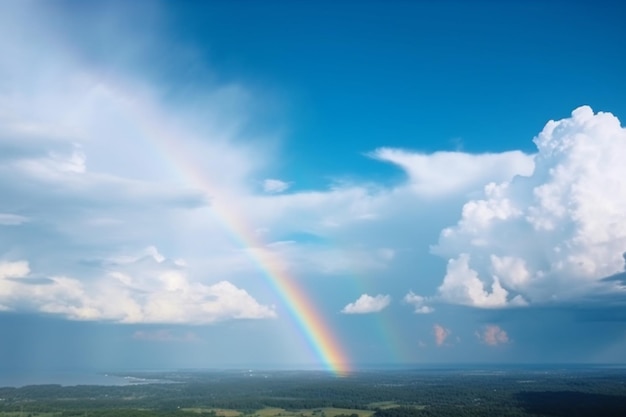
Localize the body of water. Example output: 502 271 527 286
0 371 142 388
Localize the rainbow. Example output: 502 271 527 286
206 199 351 376
121 97 350 375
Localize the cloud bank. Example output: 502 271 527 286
0 250 276 323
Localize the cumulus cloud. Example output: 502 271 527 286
0 250 276 323
403 291 434 314
341 294 391 314
436 254 526 308
433 106 626 308
476 325 509 346
433 324 450 346
263 178 290 193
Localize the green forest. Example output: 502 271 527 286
0 368 625 417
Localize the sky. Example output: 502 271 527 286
1 0 626 374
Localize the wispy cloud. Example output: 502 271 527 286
370 148 533 197
263 178 291 193
0 213 29 226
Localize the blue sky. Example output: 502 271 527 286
1 0 626 374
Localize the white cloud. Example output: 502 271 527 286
0 260 30 280
476 325 509 346
403 291 434 314
433 106 626 307
0 250 276 324
263 178 290 193
341 294 391 314
370 148 534 197
437 254 523 308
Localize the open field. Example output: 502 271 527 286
182 408 244 416
183 407 375 417
367 403 426 412
367 402 398 410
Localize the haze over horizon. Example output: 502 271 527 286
1 0 625 374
